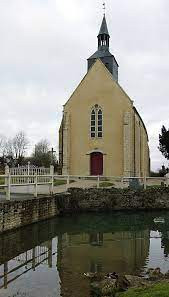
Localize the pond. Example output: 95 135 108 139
1 211 169 297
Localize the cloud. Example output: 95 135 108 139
0 0 169 170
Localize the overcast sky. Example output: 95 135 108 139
0 0 169 171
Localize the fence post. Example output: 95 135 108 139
50 165 54 195
34 174 38 198
121 177 124 189
166 178 169 187
27 161 30 184
165 173 169 187
7 174 11 201
144 175 147 190
66 175 70 190
5 165 11 201
97 176 100 189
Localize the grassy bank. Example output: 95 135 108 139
54 179 75 186
117 282 169 297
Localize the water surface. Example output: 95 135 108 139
1 211 169 297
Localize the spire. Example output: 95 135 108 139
87 6 119 82
97 15 110 50
98 15 109 36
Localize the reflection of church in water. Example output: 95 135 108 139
3 215 169 297
0 224 150 296
57 230 150 297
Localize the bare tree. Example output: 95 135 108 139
12 131 29 159
4 139 13 157
0 135 5 156
34 139 50 155
31 139 54 167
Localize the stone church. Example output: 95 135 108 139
59 15 150 177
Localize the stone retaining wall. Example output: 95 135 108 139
58 187 169 213
1 187 169 234
0 195 62 234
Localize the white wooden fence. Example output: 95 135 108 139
0 165 54 200
9 164 50 184
0 169 169 201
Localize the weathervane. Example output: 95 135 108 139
103 1 106 15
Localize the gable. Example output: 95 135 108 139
64 59 133 111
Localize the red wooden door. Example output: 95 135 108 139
90 152 103 175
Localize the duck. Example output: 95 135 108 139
106 272 130 291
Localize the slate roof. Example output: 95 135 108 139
88 48 112 60
98 15 109 36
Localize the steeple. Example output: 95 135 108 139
87 13 119 82
98 15 110 50
99 14 109 35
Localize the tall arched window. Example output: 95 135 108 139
90 106 103 138
98 109 103 138
91 109 96 138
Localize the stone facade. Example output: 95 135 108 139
123 112 132 176
59 60 150 177
59 14 150 177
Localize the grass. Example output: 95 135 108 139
99 181 114 188
0 178 5 191
0 177 5 185
116 282 169 297
54 179 75 186
147 185 165 189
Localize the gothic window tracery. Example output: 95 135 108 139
90 106 103 138
91 109 96 138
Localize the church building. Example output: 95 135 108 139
59 14 150 177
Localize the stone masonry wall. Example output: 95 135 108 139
0 195 63 234
1 187 169 235
57 187 169 213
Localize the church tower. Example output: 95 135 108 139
87 14 119 82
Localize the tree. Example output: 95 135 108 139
0 131 29 167
31 139 53 167
159 125 169 160
0 135 5 156
0 136 14 167
4 139 13 158
12 131 29 160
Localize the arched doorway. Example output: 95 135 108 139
90 152 103 175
